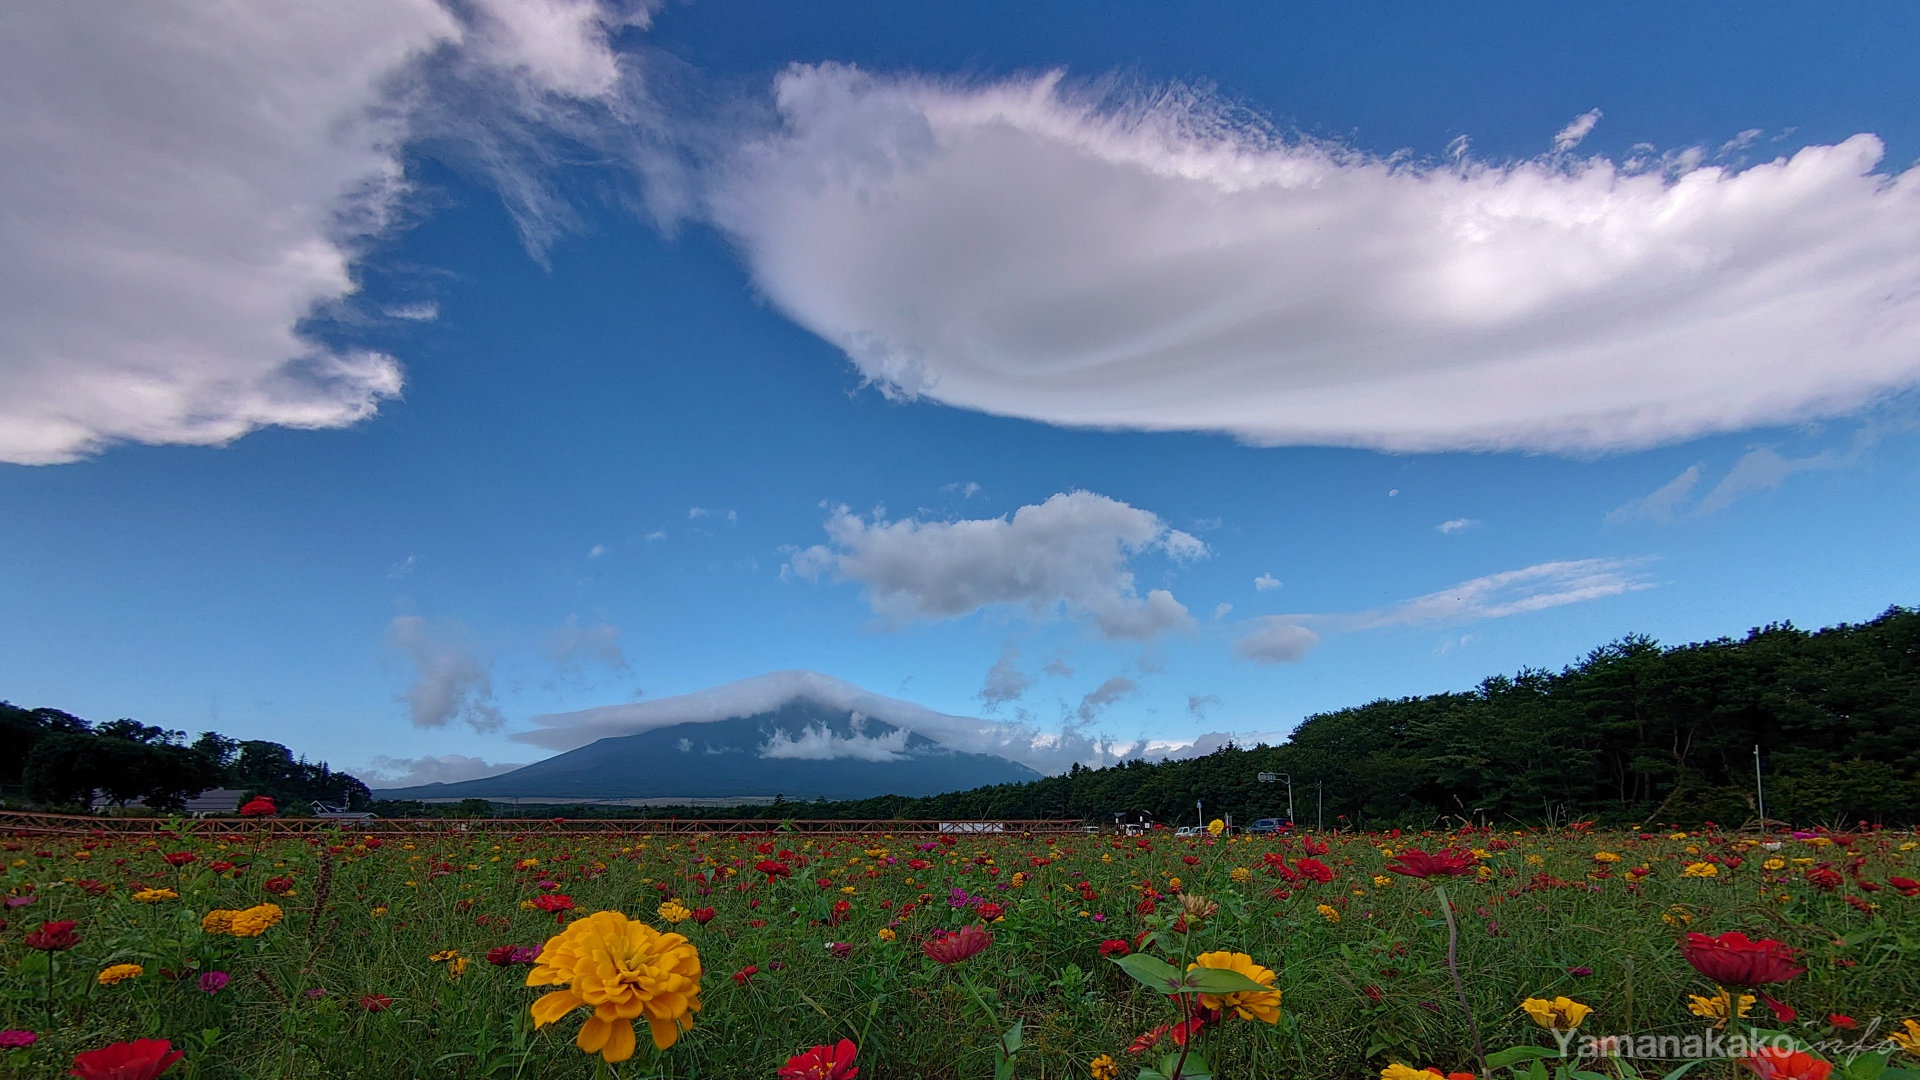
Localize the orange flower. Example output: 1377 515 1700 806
527 911 701 1062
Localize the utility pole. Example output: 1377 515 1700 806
1317 781 1323 833
1753 744 1767 827
1257 772 1294 824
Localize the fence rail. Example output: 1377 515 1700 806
0 810 1086 840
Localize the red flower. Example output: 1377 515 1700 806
263 876 295 896
1740 1047 1833 1080
1385 849 1475 878
1182 855 1200 866
1294 858 1334 884
732 964 758 985
358 994 393 1012
1885 876 1920 898
974 902 1004 922
161 851 196 867
1827 1014 1859 1030
691 907 716 924
1681 931 1805 986
778 1039 859 1080
757 860 792 882
1805 867 1844 892
922 923 992 965
532 894 575 914
1098 938 1131 957
25 920 80 952
238 796 277 817
69 1038 184 1080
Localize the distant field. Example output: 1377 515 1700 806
3 823 1917 1078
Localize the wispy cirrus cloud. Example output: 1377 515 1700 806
1236 557 1655 664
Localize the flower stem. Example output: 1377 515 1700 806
1434 885 1487 1078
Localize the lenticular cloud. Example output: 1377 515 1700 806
707 65 1920 454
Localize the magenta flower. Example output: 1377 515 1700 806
199 971 229 995
0 1029 37 1048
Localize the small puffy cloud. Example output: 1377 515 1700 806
1212 602 1233 621
977 646 1032 710
708 67 1920 454
644 529 667 541
1186 693 1221 721
1553 108 1603 153
386 616 505 733
1042 654 1075 678
758 722 910 762
688 506 738 523
362 754 527 788
1077 675 1139 723
789 490 1202 640
1435 517 1480 535
543 616 628 675
1234 621 1321 665
587 543 607 559
943 480 982 498
1253 573 1283 591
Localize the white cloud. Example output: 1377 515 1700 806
789 490 1202 640
587 543 607 559
1186 693 1221 720
543 616 628 675
707 66 1920 454
1212 602 1233 621
386 616 505 733
1553 108 1603 153
758 720 912 762
1606 465 1704 524
0 0 651 465
1435 517 1480 534
1233 621 1321 665
688 506 738 523
362 753 527 788
943 480 983 498
1237 557 1653 663
1696 446 1843 514
977 645 1032 710
1253 573 1283 591
1076 675 1138 722
644 529 667 541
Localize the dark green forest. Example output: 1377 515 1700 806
0 704 371 813
10 606 1919 826
430 606 1920 829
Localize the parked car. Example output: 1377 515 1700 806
1173 826 1203 837
1246 818 1287 834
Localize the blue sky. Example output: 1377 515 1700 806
3 2 1918 786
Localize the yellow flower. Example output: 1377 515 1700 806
1888 1018 1920 1057
1763 858 1786 871
528 910 702 1062
839 886 857 895
1316 904 1341 924
201 909 236 934
97 963 144 986
1230 867 1252 884
1187 951 1281 1024
430 949 461 963
1687 989 1755 1029
1207 819 1225 836
230 903 283 937
1090 1052 1120 1080
1372 875 1393 887
1382 1066 1437 1080
1525 854 1544 867
1010 872 1027 887
877 928 896 942
1662 905 1694 927
1521 996 1592 1031
1681 862 1718 878
371 905 388 917
1592 851 1621 863
132 887 178 903
448 956 469 978
657 899 692 924
1167 875 1182 891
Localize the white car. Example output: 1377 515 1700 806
1173 826 1203 837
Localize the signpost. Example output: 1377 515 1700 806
1257 772 1294 825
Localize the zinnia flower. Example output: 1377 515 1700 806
1187 951 1281 1024
527 910 702 1062
228 903 283 937
25 920 80 951
131 888 178 904
359 994 393 1012
97 963 144 986
1681 931 1805 986
1888 1019 1920 1057
1520 996 1591 1031
777 1038 859 1080
921 924 992 965
1384 849 1476 878
1089 1053 1120 1080
69 1038 183 1080
239 796 277 817
198 971 229 995
0 1029 36 1049
1688 989 1756 1028
1740 1047 1833 1080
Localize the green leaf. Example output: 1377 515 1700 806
1156 1049 1212 1079
1001 1020 1024 1055
1183 967 1274 995
1111 953 1186 994
1487 1046 1561 1067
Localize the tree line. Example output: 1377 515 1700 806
417 605 1920 829
0 704 371 813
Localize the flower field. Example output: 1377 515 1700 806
4 819 1920 1079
